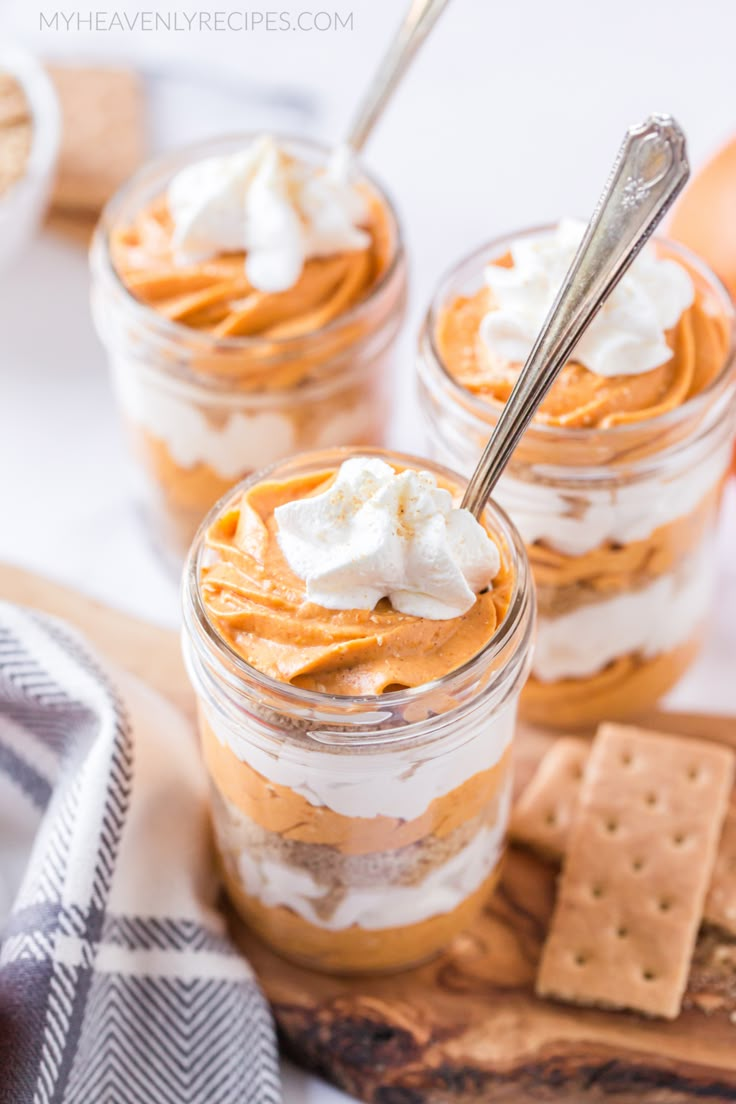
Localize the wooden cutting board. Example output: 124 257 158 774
4 562 736 1104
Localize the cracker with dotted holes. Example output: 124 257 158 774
536 724 734 1019
510 737 587 860
514 735 736 936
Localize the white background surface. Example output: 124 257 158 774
2 1 736 1100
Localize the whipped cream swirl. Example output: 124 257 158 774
275 458 501 620
480 219 695 378
167 136 371 293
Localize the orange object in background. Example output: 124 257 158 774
670 135 736 301
670 135 736 474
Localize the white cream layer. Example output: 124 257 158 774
168 136 370 293
532 550 714 683
111 358 375 479
481 220 695 379
494 443 728 556
203 698 516 822
235 781 510 931
274 457 501 620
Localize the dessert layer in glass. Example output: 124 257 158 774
183 449 534 972
91 136 407 563
418 227 735 727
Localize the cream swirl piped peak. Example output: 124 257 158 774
274 457 501 619
167 135 371 292
480 219 695 379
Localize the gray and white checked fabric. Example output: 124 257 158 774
0 602 281 1104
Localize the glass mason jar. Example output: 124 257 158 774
182 447 534 975
418 230 736 730
90 134 407 566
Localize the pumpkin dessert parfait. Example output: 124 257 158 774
419 222 735 728
182 448 534 973
91 135 406 563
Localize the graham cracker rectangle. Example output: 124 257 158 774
48 65 146 213
510 737 587 860
536 723 734 1019
705 806 736 936
512 735 736 936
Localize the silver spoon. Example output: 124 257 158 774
461 114 690 518
346 0 452 152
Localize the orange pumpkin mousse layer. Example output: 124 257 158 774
195 457 519 973
199 468 513 694
111 189 392 356
100 136 403 558
223 858 502 974
433 223 734 728
438 249 728 430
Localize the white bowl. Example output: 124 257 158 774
0 46 60 275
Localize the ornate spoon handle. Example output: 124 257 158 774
346 0 451 152
461 114 690 518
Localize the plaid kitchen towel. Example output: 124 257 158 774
0 602 281 1104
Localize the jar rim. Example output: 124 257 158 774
91 130 405 357
182 445 534 720
422 222 736 445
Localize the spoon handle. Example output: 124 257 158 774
461 114 690 518
346 0 451 152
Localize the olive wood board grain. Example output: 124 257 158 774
3 561 736 1104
